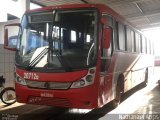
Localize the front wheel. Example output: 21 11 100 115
142 69 148 87
110 75 124 108
110 84 122 108
158 80 160 86
0 87 16 105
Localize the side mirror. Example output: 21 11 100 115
102 27 112 49
4 23 20 51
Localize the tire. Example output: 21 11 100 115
0 87 16 105
110 75 124 108
142 69 148 87
158 80 160 86
110 82 122 108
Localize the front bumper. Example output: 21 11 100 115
15 83 98 109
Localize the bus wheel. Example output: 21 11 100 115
158 80 160 86
110 81 122 108
143 69 148 87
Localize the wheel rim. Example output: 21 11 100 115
2 90 16 104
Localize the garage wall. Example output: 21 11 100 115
0 0 30 22
0 45 15 87
0 19 19 88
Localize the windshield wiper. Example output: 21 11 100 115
25 48 48 70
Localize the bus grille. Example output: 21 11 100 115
26 80 71 90
28 96 71 107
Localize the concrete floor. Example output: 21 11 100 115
0 67 160 120
99 81 160 120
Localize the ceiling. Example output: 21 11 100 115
31 0 160 31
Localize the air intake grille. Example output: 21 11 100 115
28 96 71 107
26 80 71 90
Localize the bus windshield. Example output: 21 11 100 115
15 9 98 71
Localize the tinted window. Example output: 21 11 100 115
126 27 132 51
135 32 141 52
142 36 146 53
130 30 135 52
118 23 125 50
147 39 150 54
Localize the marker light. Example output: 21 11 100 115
89 69 95 74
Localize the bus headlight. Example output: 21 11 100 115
16 75 27 86
71 67 96 88
71 79 86 88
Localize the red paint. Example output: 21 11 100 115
16 68 88 82
13 3 152 109
15 82 98 109
98 53 118 106
155 60 160 66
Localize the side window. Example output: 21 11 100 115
118 23 125 50
130 30 135 52
135 32 141 52
139 35 142 53
70 30 77 43
142 36 146 53
149 40 152 54
100 14 113 72
152 41 154 54
101 15 113 58
150 41 154 55
126 27 132 52
113 21 118 50
105 15 113 27
102 15 113 57
147 39 151 54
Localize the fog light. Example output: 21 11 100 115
86 75 93 82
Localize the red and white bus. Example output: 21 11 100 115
4 4 154 109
